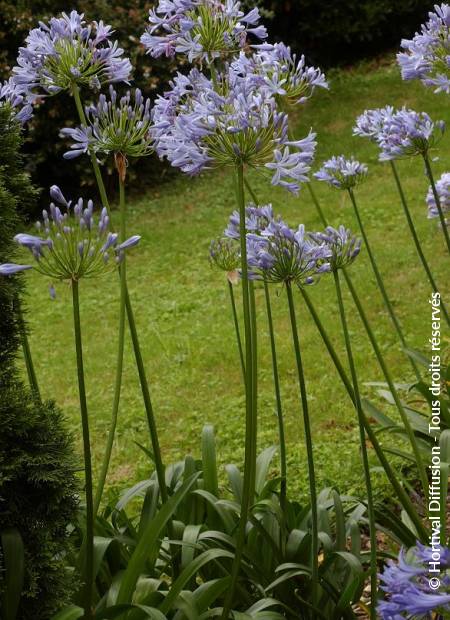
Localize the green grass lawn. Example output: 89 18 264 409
22 57 449 504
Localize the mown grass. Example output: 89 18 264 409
22 57 449 504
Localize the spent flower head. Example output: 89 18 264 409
398 3 450 93
13 10 131 96
314 156 368 190
378 543 450 619
0 185 140 289
426 171 450 223
141 0 267 64
310 226 361 271
152 67 317 194
209 237 241 283
61 86 153 161
232 43 328 106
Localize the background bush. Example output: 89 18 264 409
0 0 432 214
0 105 79 619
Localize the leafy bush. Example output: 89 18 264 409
0 105 79 619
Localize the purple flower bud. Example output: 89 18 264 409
115 235 141 251
50 185 70 207
0 263 33 275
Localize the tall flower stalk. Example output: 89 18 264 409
312 225 377 617
0 189 140 619
221 164 258 619
285 281 319 606
354 107 450 306
71 279 95 620
307 178 429 511
423 153 450 254
390 160 450 326
14 294 41 401
315 156 421 380
65 84 171 514
263 278 287 508
228 279 245 379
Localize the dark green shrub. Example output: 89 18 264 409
0 104 79 619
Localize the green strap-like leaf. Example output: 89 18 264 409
1 527 25 620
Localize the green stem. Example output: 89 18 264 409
390 161 450 327
93 175 127 515
301 282 428 540
307 183 327 227
71 82 111 211
221 164 257 620
423 153 450 255
333 271 377 618
342 268 429 503
14 294 40 401
286 282 318 608
228 280 245 380
71 280 94 620
263 279 287 508
348 188 421 381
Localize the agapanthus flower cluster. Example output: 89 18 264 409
0 186 140 287
378 543 450 619
231 43 328 106
152 67 317 193
354 106 445 162
141 0 267 64
310 226 361 271
223 206 330 285
12 11 131 96
398 3 450 93
0 78 35 124
224 203 275 239
314 156 368 190
426 171 450 223
62 86 153 160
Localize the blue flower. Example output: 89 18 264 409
0 78 35 124
378 544 450 619
141 0 267 64
152 67 317 194
426 171 450 223
0 185 140 286
12 11 131 96
61 86 153 160
398 3 450 93
310 226 361 271
314 156 368 190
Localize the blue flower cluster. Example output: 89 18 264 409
141 0 267 63
354 106 445 160
62 86 153 160
426 172 450 222
0 186 140 285
231 43 328 106
314 156 368 190
398 3 450 93
152 67 317 193
378 543 450 618
220 204 361 285
0 78 35 124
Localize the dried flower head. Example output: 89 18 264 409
314 156 368 190
209 237 241 283
13 11 131 96
141 0 267 64
61 86 153 160
152 67 316 194
0 186 140 289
